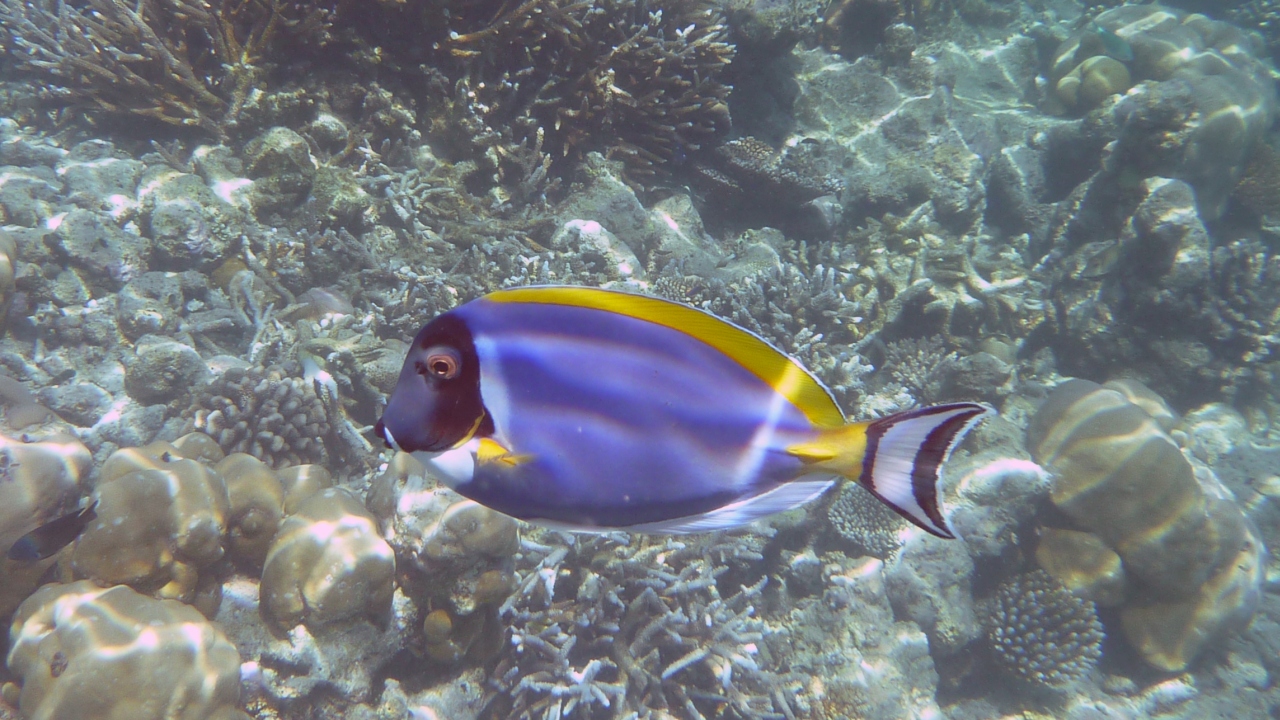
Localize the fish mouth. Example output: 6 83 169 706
374 420 401 452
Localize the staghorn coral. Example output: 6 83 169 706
826 481 908 559
490 533 793 719
184 360 333 469
0 0 333 135
7 581 248 720
428 0 733 187
987 570 1104 688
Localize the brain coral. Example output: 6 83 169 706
7 580 248 720
987 570 1104 687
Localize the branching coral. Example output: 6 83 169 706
0 0 332 135
183 361 333 469
490 534 793 720
880 335 957 405
431 0 734 186
986 570 1104 688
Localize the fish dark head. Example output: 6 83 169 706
375 312 488 454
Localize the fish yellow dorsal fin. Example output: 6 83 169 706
476 438 533 467
485 286 846 427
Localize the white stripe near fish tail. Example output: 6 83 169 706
860 402 993 539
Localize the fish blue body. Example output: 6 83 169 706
376 286 991 536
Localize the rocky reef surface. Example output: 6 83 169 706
0 0 1278 718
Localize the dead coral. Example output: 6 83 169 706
690 136 843 229
0 0 332 134
491 533 794 720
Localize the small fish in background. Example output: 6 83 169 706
1078 240 1123 279
1089 19 1134 63
6 501 97 562
376 286 992 538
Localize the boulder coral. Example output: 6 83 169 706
259 487 395 635
7 581 248 720
1028 378 1264 671
0 433 93 617
72 444 230 606
366 452 518 664
1051 5 1277 220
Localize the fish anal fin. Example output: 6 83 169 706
476 437 533 467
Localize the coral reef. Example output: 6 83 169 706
1028 378 1265 671
0 0 1279 717
986 570 1104 688
7 580 247 720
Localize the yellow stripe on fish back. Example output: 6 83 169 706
486 286 847 427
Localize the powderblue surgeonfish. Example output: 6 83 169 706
375 286 992 537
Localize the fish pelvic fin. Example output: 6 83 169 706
789 402 993 539
476 437 534 467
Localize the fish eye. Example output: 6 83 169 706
420 346 461 380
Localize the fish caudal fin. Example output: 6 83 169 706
789 402 993 538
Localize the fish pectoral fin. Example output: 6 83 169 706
476 437 533 467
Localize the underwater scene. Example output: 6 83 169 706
0 0 1279 717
